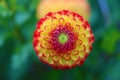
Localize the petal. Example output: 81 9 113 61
71 54 80 61
52 56 60 63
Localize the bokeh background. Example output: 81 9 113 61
0 0 120 80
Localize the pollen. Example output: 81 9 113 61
58 33 68 44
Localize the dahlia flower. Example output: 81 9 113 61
37 0 91 20
33 10 94 69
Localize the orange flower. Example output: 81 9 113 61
33 10 94 69
37 0 91 20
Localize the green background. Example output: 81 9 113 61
0 0 120 80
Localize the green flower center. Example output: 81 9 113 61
58 33 68 44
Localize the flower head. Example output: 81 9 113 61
33 10 94 69
37 0 91 20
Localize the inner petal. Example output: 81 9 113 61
49 25 77 54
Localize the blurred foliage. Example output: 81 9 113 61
0 0 120 80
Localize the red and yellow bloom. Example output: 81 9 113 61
33 10 94 69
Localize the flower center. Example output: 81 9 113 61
58 33 68 44
49 25 77 53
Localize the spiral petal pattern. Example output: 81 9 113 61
33 10 94 69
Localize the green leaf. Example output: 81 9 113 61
100 25 120 54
